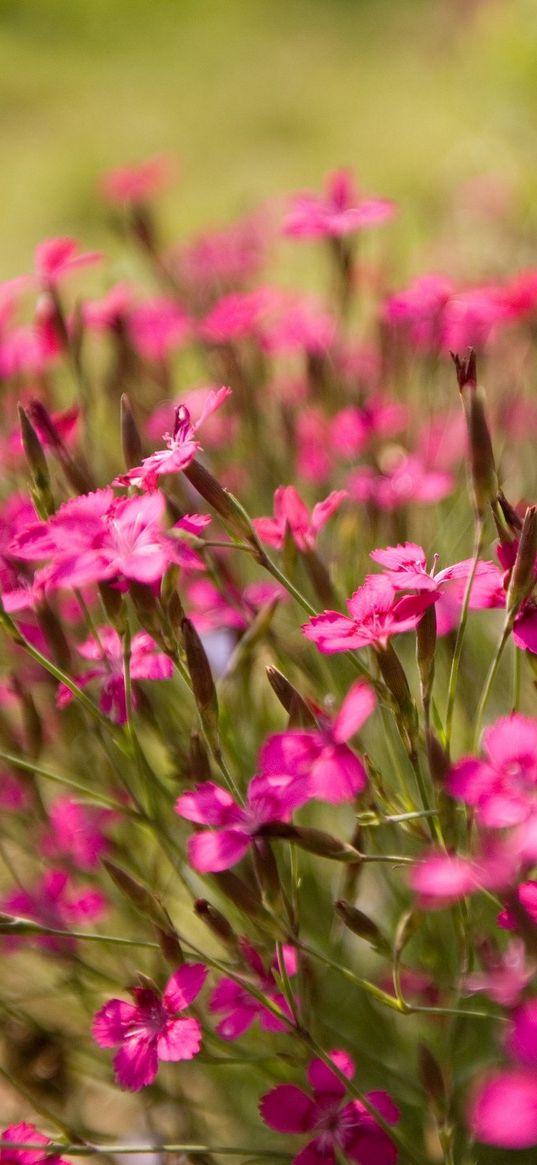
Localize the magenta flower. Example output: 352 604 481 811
127 296 190 362
283 169 397 240
176 776 306 873
470 1001 537 1147
370 542 503 634
3 869 106 954
260 1050 399 1165
41 797 113 869
254 486 347 553
101 154 175 205
348 453 453 511
12 489 198 590
1 1123 69 1165
115 387 231 491
302 575 434 654
56 626 173 723
447 714 537 827
92 963 207 1091
260 681 376 805
210 939 298 1040
464 939 534 1007
33 237 102 288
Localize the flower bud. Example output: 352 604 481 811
120 392 143 469
28 399 95 494
258 822 362 863
183 459 262 552
506 505 537 621
377 642 418 752
182 617 219 746
416 604 436 709
155 925 184 967
194 899 239 952
212 869 267 922
302 548 339 608
266 666 317 728
18 404 55 519
335 899 391 955
103 858 171 928
189 730 212 782
252 837 284 912
418 1043 446 1117
452 349 498 517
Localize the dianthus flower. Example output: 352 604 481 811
259 680 376 805
92 963 207 1091
370 542 503 634
447 714 537 827
114 387 231 491
56 626 173 723
0 1123 69 1165
41 796 113 869
210 939 298 1039
464 938 534 1007
470 1000 537 1148
254 485 347 552
12 489 201 589
176 775 307 872
283 169 396 240
33 237 102 288
348 452 453 511
260 1049 400 1165
3 869 106 954
101 154 175 205
302 575 433 654
127 296 190 362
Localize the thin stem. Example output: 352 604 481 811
473 622 511 749
512 640 522 713
0 750 140 816
444 518 484 750
0 1145 291 1160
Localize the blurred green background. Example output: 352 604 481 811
1 0 537 279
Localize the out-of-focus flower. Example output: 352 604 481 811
3 869 106 954
210 939 297 1039
448 715 537 827
101 155 175 205
284 169 397 240
0 1123 69 1165
254 486 347 552
260 1049 400 1165
56 626 173 723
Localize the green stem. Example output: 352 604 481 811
0 750 140 816
512 640 521 713
0 1145 291 1160
473 622 511 748
444 518 484 751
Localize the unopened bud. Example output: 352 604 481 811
120 393 143 469
18 404 54 518
506 505 537 620
335 899 390 955
183 459 262 551
189 730 212 782
494 489 523 541
103 859 170 927
99 582 127 633
226 598 280 676
194 899 238 951
426 731 450 784
182 617 219 745
266 666 317 728
28 399 95 493
377 642 418 751
302 548 339 608
212 869 267 922
416 604 436 708
155 925 184 967
394 909 422 957
252 838 283 911
418 1044 446 1116
452 350 498 517
258 822 362 863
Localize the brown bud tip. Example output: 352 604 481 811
507 504 537 618
451 348 477 391
266 667 317 727
120 393 143 469
335 899 390 954
194 899 237 948
418 1043 446 1113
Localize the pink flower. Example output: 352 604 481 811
302 575 434 654
447 715 537 827
330 397 407 461
498 879 537 930
13 489 197 589
34 237 102 288
127 296 190 362
370 542 503 635
41 797 113 869
210 939 298 1039
254 486 347 552
92 963 207 1091
384 273 454 349
200 287 276 346
464 939 534 1007
101 155 175 205
176 209 269 298
260 1050 400 1165
115 388 231 491
176 776 306 873
146 385 236 450
259 681 376 805
57 626 173 723
3 869 106 954
284 169 397 240
348 452 453 511
470 1001 537 1147
1 1123 69 1165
